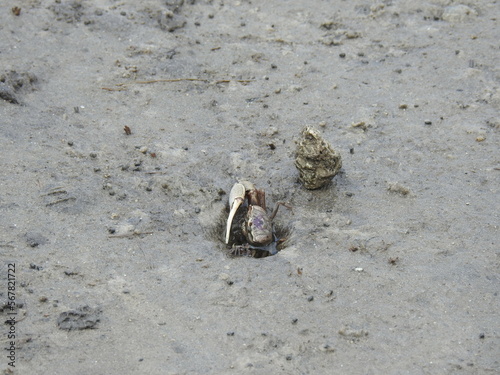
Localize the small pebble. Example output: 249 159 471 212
266 126 279 136
387 182 411 196
424 120 432 125
319 344 335 353
352 121 367 130
307 296 314 302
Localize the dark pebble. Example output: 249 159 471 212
29 263 42 271
0 85 19 104
25 232 48 247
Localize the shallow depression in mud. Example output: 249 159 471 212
208 206 293 258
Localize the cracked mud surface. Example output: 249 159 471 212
1 1 498 373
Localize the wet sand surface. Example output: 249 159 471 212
1 1 499 374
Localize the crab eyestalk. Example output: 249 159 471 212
225 183 246 244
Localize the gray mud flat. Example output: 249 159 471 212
1 1 498 374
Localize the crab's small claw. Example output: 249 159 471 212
225 183 246 244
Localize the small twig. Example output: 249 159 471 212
118 78 208 85
108 231 154 238
41 187 67 196
102 78 254 91
101 86 127 91
45 197 76 207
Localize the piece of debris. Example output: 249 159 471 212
57 305 101 330
476 136 485 142
339 326 368 338
387 182 411 196
388 257 399 265
319 343 335 352
351 121 368 131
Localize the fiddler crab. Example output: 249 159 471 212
225 181 291 257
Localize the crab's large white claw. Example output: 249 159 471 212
225 183 246 244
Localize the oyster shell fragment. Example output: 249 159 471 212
295 127 342 189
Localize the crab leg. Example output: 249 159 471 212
225 183 246 244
